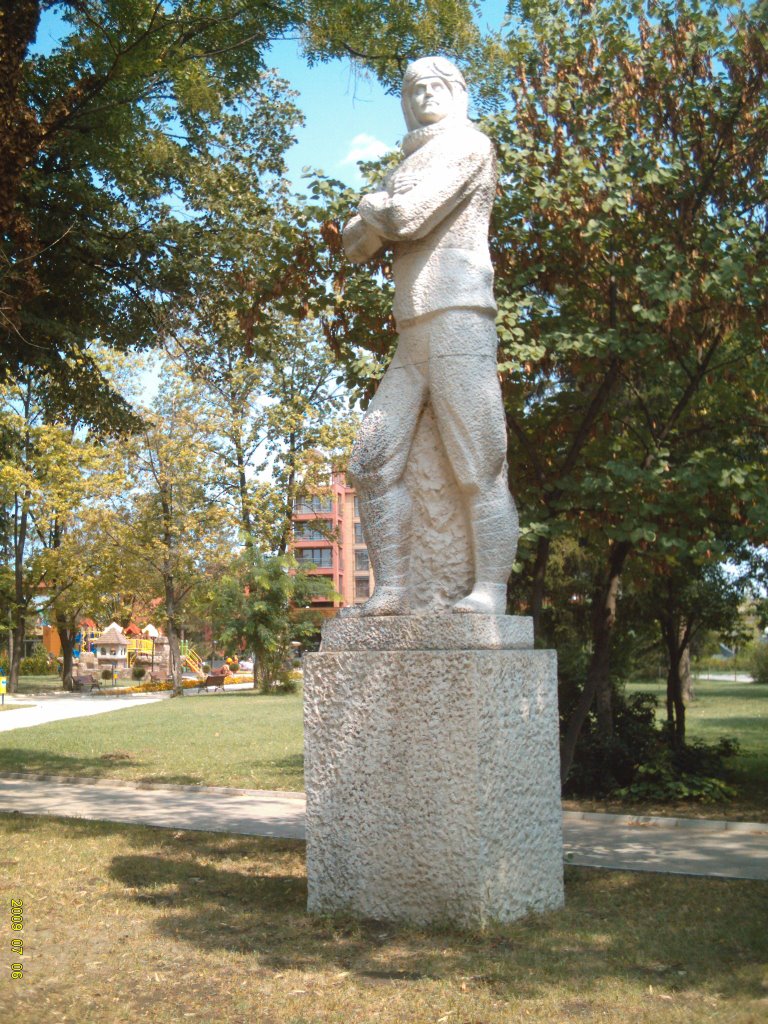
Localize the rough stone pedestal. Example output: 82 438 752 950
303 615 564 928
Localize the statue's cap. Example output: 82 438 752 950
401 56 466 94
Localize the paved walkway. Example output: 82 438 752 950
0 692 168 731
0 774 765 880
0 683 256 732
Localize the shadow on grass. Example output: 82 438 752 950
13 675 63 695
100 825 768 1005
0 748 148 778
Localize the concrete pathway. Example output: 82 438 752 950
0 693 168 731
0 682 257 733
0 774 765 880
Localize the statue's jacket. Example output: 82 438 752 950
355 119 498 327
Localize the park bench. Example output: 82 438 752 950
72 673 101 693
198 674 227 693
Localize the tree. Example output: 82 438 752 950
1 0 480 420
0 370 118 690
105 362 233 693
625 555 749 747
474 0 768 779
210 550 333 691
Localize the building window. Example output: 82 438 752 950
294 519 332 542
355 577 371 600
355 549 369 572
294 495 333 514
354 496 360 518
297 548 333 568
354 522 365 545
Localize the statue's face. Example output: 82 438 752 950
409 76 453 125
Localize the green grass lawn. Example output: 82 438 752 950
12 673 63 694
5 812 767 1024
0 691 304 790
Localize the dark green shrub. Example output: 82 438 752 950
563 684 740 804
748 643 768 684
20 647 56 675
131 665 146 680
260 668 300 695
563 689 660 798
101 668 114 681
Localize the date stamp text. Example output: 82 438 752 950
10 899 23 979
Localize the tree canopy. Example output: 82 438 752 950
1 0 480 424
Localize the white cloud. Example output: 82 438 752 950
341 133 392 166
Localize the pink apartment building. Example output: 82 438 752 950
291 471 375 611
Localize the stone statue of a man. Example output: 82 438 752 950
343 55 518 616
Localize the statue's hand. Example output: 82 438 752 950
391 172 420 195
342 214 383 263
358 191 390 214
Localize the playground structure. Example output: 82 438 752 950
43 619 207 680
121 635 206 677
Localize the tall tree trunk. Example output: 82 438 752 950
278 431 298 556
8 614 25 693
665 660 687 750
661 616 688 750
680 638 694 704
233 433 253 544
560 540 631 783
164 581 183 695
529 534 551 636
57 618 76 691
663 630 688 745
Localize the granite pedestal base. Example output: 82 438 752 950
303 615 564 927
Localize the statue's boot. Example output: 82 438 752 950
356 483 412 616
453 474 519 615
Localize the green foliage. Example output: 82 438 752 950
131 665 146 681
617 734 741 803
3 0 479 421
563 688 661 797
101 669 114 681
209 550 334 693
749 644 768 685
617 762 737 804
565 685 742 804
19 648 56 676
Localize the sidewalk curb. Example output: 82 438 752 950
564 810 768 834
0 771 302 801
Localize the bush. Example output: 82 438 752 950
131 665 146 680
748 643 768 684
258 668 301 695
563 688 660 798
563 684 741 805
20 647 57 676
101 668 114 681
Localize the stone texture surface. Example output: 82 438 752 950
304 647 564 927
321 612 533 651
403 404 473 610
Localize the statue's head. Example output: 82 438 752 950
401 56 468 132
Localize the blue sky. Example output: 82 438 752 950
267 0 508 187
35 2 509 189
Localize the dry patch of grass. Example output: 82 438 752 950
5 813 768 1024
